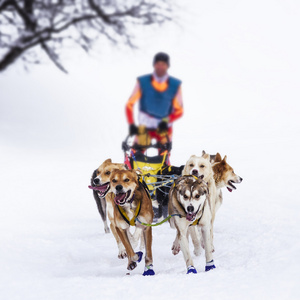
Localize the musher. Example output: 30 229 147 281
125 52 183 150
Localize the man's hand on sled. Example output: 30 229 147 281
158 120 168 133
129 124 138 136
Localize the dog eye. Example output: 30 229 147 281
200 165 204 168
195 194 200 199
124 178 130 182
183 195 188 199
105 171 111 175
189 164 194 167
112 179 117 183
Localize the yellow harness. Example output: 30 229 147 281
116 178 147 226
117 200 141 226
191 217 201 226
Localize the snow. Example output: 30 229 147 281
0 0 300 299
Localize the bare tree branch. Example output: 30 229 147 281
41 40 68 73
0 0 173 72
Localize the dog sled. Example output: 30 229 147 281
122 133 183 219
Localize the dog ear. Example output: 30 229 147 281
222 155 227 163
129 169 137 174
135 169 142 176
215 153 222 163
174 176 186 187
91 169 98 184
202 150 206 156
202 153 210 160
129 169 139 181
103 158 112 164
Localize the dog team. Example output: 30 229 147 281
89 152 243 275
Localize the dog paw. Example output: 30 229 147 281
143 265 155 276
193 247 202 256
172 244 180 255
127 261 137 271
205 260 216 272
104 227 110 234
187 266 197 274
118 250 127 259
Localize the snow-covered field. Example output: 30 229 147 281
1 1 299 299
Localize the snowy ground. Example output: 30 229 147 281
0 137 300 299
1 0 300 299
1 123 299 299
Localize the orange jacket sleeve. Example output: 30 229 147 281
169 85 183 123
125 81 141 124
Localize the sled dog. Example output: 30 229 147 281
182 153 217 218
212 152 243 211
110 169 155 275
91 159 143 259
182 154 217 250
187 151 243 255
90 159 126 233
168 176 215 273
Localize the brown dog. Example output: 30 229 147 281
90 159 133 258
91 159 125 233
109 169 155 275
212 153 243 212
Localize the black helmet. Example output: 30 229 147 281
153 52 170 66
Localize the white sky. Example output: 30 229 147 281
0 0 299 161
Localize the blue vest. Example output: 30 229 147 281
138 74 181 119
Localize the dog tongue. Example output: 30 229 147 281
114 193 126 205
227 187 233 192
186 213 195 222
88 183 109 191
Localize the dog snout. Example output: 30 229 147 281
239 177 243 182
116 185 123 192
192 169 198 176
93 178 100 185
187 205 194 213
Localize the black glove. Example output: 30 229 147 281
129 124 138 136
158 121 168 133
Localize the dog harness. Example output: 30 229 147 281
175 199 206 226
190 205 205 226
117 200 141 226
116 178 149 226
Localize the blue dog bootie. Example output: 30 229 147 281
135 251 143 263
205 260 216 272
143 264 155 276
187 265 197 274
